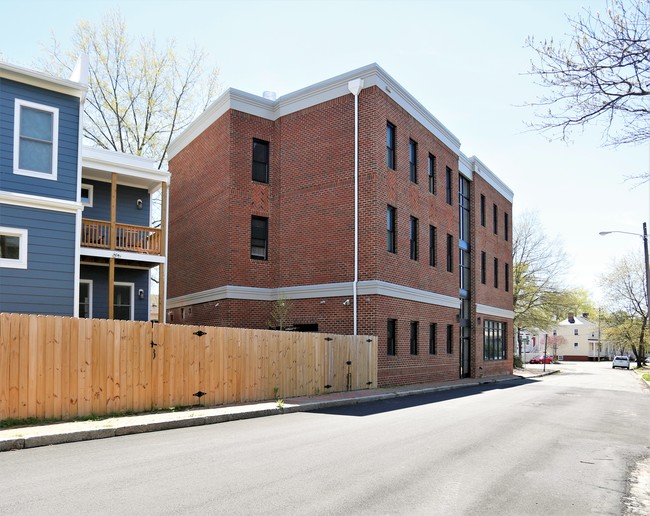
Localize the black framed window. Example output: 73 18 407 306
445 167 453 205
480 194 486 227
481 251 486 284
386 122 396 170
410 217 419 260
252 139 269 183
428 154 436 194
504 212 509 241
387 319 397 356
251 216 268 260
410 321 419 355
505 263 510 292
429 323 437 355
493 204 498 234
446 234 453 272
446 324 453 354
484 320 506 361
409 139 417 183
429 225 437 267
494 257 499 288
387 205 396 253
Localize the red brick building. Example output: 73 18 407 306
166 64 514 386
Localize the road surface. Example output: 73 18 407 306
1 361 648 515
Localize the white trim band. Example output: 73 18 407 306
167 280 463 310
0 191 83 213
476 303 515 319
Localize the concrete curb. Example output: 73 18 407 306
0 374 545 452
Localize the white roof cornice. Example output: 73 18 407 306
168 63 463 159
82 146 170 191
469 155 514 203
0 61 87 98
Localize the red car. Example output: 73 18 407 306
529 355 553 364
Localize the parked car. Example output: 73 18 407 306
529 355 553 364
612 356 631 369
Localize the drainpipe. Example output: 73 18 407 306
348 78 364 336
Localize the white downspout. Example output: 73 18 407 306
348 78 363 336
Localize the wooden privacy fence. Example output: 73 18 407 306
0 313 378 422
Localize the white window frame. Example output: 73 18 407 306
80 183 94 207
79 279 93 318
114 282 135 321
13 99 59 180
0 226 28 269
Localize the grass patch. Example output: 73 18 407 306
643 373 650 382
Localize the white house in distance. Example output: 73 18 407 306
552 313 610 361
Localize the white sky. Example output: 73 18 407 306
2 0 649 303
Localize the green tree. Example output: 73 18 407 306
600 251 648 366
513 211 566 352
40 9 219 169
269 293 293 331
526 0 650 183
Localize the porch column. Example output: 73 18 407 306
108 173 117 319
158 182 168 323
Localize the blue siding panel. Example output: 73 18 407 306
0 78 80 201
81 265 150 321
0 204 76 315
82 179 151 226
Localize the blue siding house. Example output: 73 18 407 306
0 58 170 321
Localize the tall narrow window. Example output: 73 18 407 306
114 283 134 321
387 319 397 356
446 324 453 354
505 263 510 292
410 217 419 260
409 139 418 183
386 122 396 170
387 205 396 253
79 280 93 318
446 234 453 272
428 154 436 194
429 323 437 355
493 204 498 234
445 167 453 205
481 251 486 284
494 257 499 288
429 225 437 267
410 321 419 355
251 216 268 260
14 99 59 179
504 212 509 241
480 194 486 227
252 139 269 183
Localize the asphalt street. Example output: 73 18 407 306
1 361 648 515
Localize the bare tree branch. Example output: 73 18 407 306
525 0 650 182
38 8 220 169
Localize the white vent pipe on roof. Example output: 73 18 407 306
263 91 277 101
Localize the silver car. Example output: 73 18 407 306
612 356 630 369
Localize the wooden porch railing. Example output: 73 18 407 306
81 219 161 255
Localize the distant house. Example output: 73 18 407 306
0 58 169 321
550 313 610 361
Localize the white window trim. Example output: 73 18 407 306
0 226 28 269
79 279 93 318
81 183 94 207
114 281 135 321
13 98 59 180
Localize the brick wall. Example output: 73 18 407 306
167 83 513 386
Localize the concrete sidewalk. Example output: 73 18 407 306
0 365 558 452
